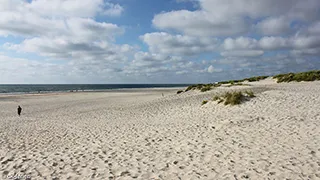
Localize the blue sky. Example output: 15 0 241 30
0 0 320 84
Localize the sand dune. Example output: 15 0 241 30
0 81 320 179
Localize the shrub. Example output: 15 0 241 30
202 100 208 105
177 90 183 94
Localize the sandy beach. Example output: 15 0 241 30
0 80 320 180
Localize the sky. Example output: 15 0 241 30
0 0 320 84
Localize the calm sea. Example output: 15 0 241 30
0 84 190 94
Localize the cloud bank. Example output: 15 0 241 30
1 0 320 83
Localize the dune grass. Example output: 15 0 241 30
185 84 204 92
185 83 221 92
223 92 243 105
218 76 269 84
184 75 268 93
244 90 255 97
183 70 319 94
273 70 320 83
226 82 251 87
212 91 255 106
177 90 184 94
243 76 269 82
202 100 208 105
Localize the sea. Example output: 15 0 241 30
0 84 191 94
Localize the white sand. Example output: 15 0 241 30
0 81 320 180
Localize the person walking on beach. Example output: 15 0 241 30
17 106 22 116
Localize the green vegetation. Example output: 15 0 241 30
213 95 220 101
212 91 255 106
184 70 319 94
184 75 269 93
226 82 251 87
219 76 269 84
185 83 221 92
243 76 269 82
218 79 243 84
177 90 183 94
223 92 243 105
244 90 255 97
202 100 208 105
185 84 204 92
200 85 212 92
273 70 320 83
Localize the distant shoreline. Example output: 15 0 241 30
0 84 189 95
0 86 185 97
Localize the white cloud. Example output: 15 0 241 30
26 0 123 17
6 37 132 62
0 11 64 37
200 0 320 21
0 54 66 84
256 16 291 35
292 36 320 49
207 65 222 73
131 52 182 68
0 3 123 38
0 54 130 84
4 16 128 62
307 21 320 35
223 37 258 50
153 10 249 37
102 3 124 17
153 0 320 37
291 48 320 56
223 35 320 52
221 50 264 57
1 0 320 83
141 32 219 56
259 36 290 50
1 0 129 66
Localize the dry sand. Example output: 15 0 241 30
0 81 320 180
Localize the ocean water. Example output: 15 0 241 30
0 84 190 94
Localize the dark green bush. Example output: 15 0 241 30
202 100 208 105
177 90 183 94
